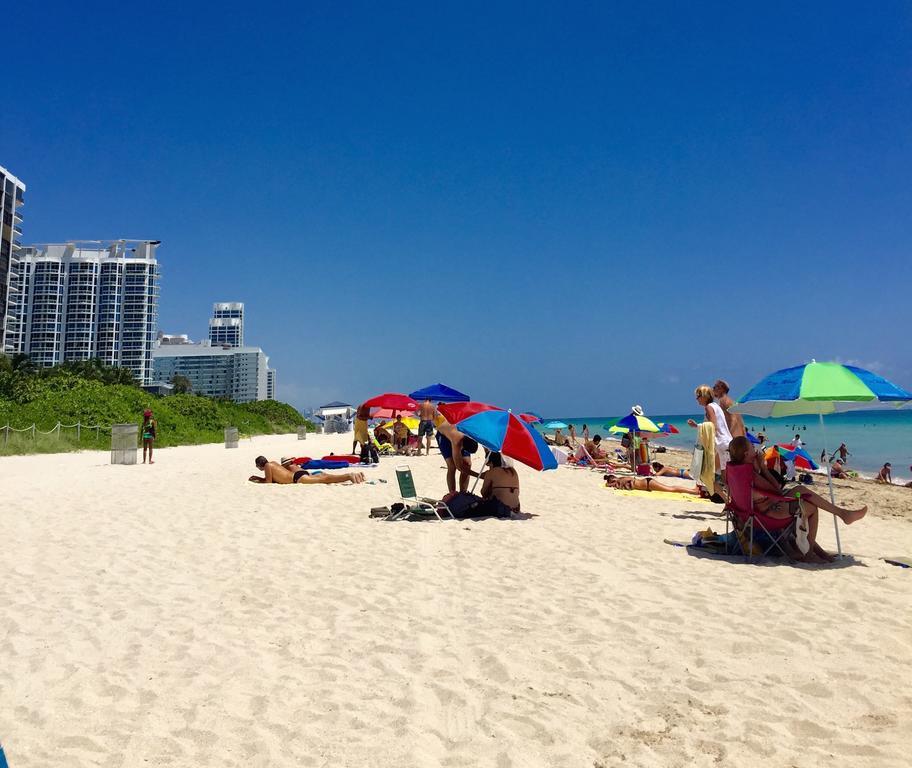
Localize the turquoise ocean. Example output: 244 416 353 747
548 410 912 483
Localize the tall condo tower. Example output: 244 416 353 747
12 240 160 384
0 164 26 354
208 302 244 347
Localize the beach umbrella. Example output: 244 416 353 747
439 402 558 471
409 383 471 403
746 431 761 445
542 420 569 430
732 360 912 555
657 422 679 434
519 412 543 423
370 407 417 420
380 417 420 432
611 412 661 433
362 393 419 412
765 443 819 471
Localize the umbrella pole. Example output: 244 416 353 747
819 413 842 558
470 448 489 495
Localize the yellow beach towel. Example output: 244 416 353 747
608 488 711 503
697 421 716 492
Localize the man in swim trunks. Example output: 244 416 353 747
417 398 437 456
248 456 366 484
436 418 479 493
352 403 371 454
712 379 745 438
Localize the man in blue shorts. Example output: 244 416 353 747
436 418 479 493
417 398 437 456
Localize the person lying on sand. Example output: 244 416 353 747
727 436 866 563
604 474 704 496
248 456 366 485
651 462 693 479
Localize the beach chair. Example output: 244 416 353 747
723 463 799 560
390 465 455 521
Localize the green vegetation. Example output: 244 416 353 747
0 356 312 456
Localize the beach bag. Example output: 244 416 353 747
691 444 705 482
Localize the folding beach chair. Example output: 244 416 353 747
390 465 455 521
723 463 800 560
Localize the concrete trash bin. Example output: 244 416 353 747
111 424 139 465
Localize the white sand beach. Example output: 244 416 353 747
1 433 910 767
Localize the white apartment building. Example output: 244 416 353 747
266 368 276 400
1 164 26 354
11 240 160 384
208 301 243 347
152 343 270 402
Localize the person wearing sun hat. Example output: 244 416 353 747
141 408 157 464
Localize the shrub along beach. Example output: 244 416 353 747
0 357 310 455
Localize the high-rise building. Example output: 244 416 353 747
1 164 26 354
208 301 243 347
11 240 160 384
266 368 276 400
152 344 270 402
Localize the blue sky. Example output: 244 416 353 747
4 1 912 415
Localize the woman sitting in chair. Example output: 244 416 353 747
726 436 867 563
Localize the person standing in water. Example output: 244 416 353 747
141 409 157 464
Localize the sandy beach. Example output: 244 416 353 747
1 432 910 767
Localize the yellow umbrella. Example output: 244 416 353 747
380 417 420 431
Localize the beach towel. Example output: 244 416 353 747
696 421 716 491
607 488 711 503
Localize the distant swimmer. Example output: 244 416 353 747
249 456 365 485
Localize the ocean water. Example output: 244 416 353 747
547 410 912 483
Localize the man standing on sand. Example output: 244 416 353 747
436 418 479 493
248 456 366 484
417 398 437 456
712 379 746 438
352 403 371 454
832 443 850 463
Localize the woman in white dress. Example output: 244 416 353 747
687 384 734 471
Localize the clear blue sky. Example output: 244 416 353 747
5 1 911 415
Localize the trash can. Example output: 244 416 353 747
111 424 139 465
225 427 239 448
297 425 308 441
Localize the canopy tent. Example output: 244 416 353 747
408 383 471 403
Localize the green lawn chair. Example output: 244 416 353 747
392 465 455 520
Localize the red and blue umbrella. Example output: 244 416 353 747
439 402 558 471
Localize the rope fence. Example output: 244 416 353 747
1 422 111 446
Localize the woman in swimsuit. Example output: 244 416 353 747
141 408 156 464
651 462 693 480
604 474 703 496
480 452 521 515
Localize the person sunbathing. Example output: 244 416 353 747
727 436 866 563
604 474 703 495
651 462 693 479
248 456 365 484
